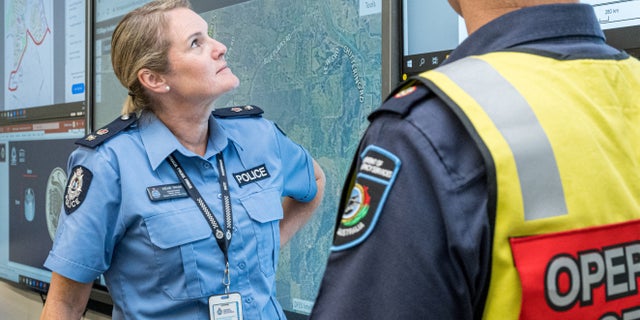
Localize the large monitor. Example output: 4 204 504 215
0 0 112 312
1 0 87 125
93 0 383 318
386 0 640 88
0 119 85 293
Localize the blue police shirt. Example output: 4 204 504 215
310 3 625 319
45 110 317 319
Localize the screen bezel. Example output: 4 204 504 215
603 25 640 56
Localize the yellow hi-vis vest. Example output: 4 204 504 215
418 51 640 319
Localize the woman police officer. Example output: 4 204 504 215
40 1 325 319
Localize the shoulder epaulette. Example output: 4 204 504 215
369 81 431 120
212 105 264 118
76 113 138 148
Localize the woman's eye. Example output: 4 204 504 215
191 39 200 48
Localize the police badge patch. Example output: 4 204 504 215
331 145 401 251
64 166 93 215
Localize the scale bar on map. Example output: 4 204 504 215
582 0 640 29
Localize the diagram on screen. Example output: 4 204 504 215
4 0 54 110
8 139 75 270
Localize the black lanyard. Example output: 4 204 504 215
166 152 233 265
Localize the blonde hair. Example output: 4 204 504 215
111 0 192 115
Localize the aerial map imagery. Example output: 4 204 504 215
91 0 382 315
203 0 382 314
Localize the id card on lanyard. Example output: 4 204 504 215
167 153 244 320
209 292 243 320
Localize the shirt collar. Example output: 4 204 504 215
140 111 240 170
445 3 604 64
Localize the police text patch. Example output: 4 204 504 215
233 164 270 187
332 145 401 251
64 166 93 215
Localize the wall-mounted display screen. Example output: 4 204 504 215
0 0 110 310
0 119 85 293
93 0 382 317
1 0 87 125
400 0 640 80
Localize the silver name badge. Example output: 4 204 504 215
146 183 188 201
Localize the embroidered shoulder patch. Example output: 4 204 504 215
64 166 93 215
331 145 401 251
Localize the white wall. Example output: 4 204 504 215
0 281 111 319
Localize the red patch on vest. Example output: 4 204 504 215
510 219 640 319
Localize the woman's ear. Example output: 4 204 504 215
137 68 167 94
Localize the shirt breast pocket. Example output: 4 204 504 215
240 188 283 277
144 208 215 300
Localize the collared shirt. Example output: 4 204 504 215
310 4 626 319
45 110 317 319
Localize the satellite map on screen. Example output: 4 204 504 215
203 0 382 314
93 0 382 314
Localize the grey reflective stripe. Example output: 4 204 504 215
437 57 567 220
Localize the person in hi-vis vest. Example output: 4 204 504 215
310 0 640 319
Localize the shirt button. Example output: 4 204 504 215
244 297 253 304
203 162 212 169
217 193 222 199
238 262 246 270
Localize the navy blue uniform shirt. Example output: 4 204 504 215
310 4 625 319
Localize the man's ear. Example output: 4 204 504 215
137 68 167 94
